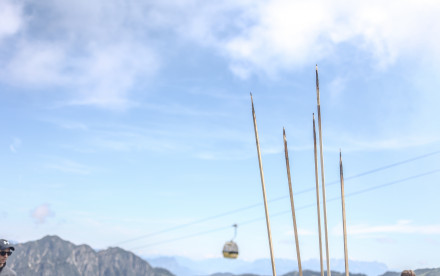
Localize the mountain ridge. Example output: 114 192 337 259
7 235 174 276
5 236 439 276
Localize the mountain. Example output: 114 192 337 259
7 235 174 276
6 236 438 276
283 270 366 276
209 274 260 276
147 256 198 276
147 256 388 276
202 271 366 276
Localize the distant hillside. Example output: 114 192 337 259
209 274 260 276
282 270 366 276
207 271 366 276
7 235 174 276
209 271 366 276
147 256 388 276
207 269 440 276
380 268 440 276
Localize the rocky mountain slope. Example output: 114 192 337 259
7 235 173 276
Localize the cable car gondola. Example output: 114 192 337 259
222 224 239 259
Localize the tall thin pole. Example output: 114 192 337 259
283 128 302 276
315 65 331 276
313 114 324 276
251 93 277 276
340 150 349 276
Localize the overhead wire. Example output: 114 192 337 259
118 202 262 245
129 167 440 251
118 150 440 246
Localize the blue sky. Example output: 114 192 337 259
1 0 440 272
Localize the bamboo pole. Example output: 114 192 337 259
313 114 324 276
283 128 302 276
315 65 331 276
250 93 277 276
340 150 349 276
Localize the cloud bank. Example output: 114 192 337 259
222 0 440 76
1 0 439 107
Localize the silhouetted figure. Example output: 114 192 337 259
401 270 416 276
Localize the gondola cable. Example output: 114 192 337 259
129 168 440 251
117 150 440 247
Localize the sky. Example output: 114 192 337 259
1 0 440 273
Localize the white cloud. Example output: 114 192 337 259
9 137 22 153
5 39 159 110
0 0 22 41
0 0 254 109
1 0 160 110
31 203 55 224
2 0 439 107
5 42 69 85
220 0 440 77
66 42 158 109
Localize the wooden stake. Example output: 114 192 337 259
251 93 277 276
313 114 324 276
315 65 331 276
283 128 302 276
340 150 349 276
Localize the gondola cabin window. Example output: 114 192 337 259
222 241 238 259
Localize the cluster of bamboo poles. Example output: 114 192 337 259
250 65 349 276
